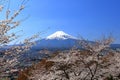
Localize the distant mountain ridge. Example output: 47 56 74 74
31 31 120 50
1 31 120 51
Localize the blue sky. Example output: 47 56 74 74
2 0 120 43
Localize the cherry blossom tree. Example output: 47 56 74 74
0 0 39 79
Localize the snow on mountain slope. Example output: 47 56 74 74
46 31 76 40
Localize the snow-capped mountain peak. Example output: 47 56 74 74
46 31 76 40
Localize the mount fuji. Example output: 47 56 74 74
31 31 120 51
46 31 76 40
32 31 78 50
